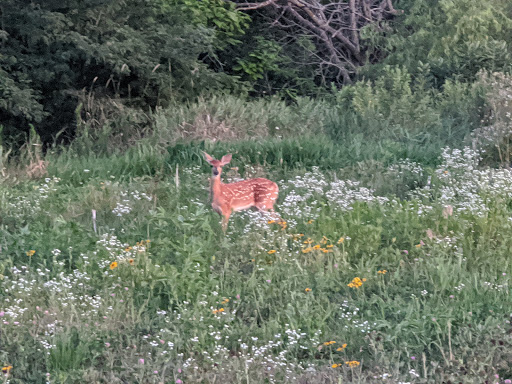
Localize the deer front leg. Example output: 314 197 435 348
220 207 232 233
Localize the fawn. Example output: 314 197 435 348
203 152 279 231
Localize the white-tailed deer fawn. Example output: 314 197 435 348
203 152 279 231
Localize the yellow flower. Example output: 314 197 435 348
337 237 345 244
1 365 12 373
268 250 276 254
313 244 321 250
415 243 422 248
212 308 225 314
307 219 314 224
321 236 329 244
377 270 387 274
109 261 118 270
336 343 348 351
347 277 365 289
268 220 276 224
331 363 340 368
26 250 35 257
345 361 360 368
326 245 334 248
304 238 313 244
323 340 336 346
302 247 313 253
305 288 312 292
221 298 230 304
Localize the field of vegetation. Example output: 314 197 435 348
3 0 512 383
3 70 512 383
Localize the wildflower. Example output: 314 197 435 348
326 245 334 248
212 308 225 314
105 343 111 347
125 247 132 252
304 238 313 244
268 250 276 254
138 358 144 365
305 288 312 292
347 277 366 289
377 270 387 275
402 250 409 254
411 356 416 360
26 250 35 257
336 344 347 351
221 298 229 304
331 363 340 368
307 219 314 224
337 237 345 244
415 244 422 248
129 259 135 265
268 220 276 224
302 247 313 253
176 380 183 384
266 279 271 283
323 341 336 346
321 236 329 244
1 366 12 373
313 244 321 250
345 361 360 368
110 261 118 270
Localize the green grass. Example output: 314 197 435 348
2 130 512 383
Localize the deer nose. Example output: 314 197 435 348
213 169 219 176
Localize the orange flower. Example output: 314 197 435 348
268 250 276 254
305 288 312 292
128 259 135 265
110 261 118 270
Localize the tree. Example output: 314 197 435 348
231 0 400 85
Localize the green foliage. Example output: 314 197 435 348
0 0 242 144
327 65 486 157
361 0 512 85
177 0 250 46
234 37 282 81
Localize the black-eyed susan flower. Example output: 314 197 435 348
128 259 135 265
110 261 118 270
1 366 12 374
377 270 387 275
26 250 35 257
337 237 345 244
305 288 312 292
345 361 360 368
347 277 366 288
331 363 340 368
268 250 276 254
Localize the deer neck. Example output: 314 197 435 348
210 175 223 201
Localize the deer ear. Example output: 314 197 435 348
220 154 232 166
203 152 216 165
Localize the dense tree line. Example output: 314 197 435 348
0 0 511 145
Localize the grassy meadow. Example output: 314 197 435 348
2 87 512 383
